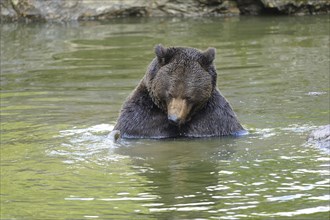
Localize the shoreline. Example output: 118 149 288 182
1 0 329 23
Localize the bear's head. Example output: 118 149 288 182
144 44 217 126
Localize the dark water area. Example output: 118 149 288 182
1 16 329 219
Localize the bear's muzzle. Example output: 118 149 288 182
167 98 192 126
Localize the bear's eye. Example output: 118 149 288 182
183 96 193 102
165 90 172 98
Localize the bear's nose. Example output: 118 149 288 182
168 114 180 125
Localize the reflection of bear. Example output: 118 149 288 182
113 45 245 139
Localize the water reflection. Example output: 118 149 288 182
50 123 330 219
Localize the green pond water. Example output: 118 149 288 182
1 16 329 219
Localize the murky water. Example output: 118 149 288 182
1 16 329 219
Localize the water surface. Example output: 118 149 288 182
1 16 329 219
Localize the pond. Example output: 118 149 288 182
1 15 329 219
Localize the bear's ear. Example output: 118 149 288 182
155 44 173 66
200 47 216 67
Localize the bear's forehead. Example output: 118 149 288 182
172 47 203 61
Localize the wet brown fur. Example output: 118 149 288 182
113 45 245 138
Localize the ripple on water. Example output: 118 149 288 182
50 123 330 219
48 124 123 164
252 206 330 218
59 124 114 137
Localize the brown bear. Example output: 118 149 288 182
112 45 246 139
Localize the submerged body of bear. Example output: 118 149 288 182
113 45 245 139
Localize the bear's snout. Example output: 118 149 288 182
167 98 191 126
168 114 180 125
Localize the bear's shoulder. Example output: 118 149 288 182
181 90 244 137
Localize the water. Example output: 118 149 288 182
1 16 329 219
